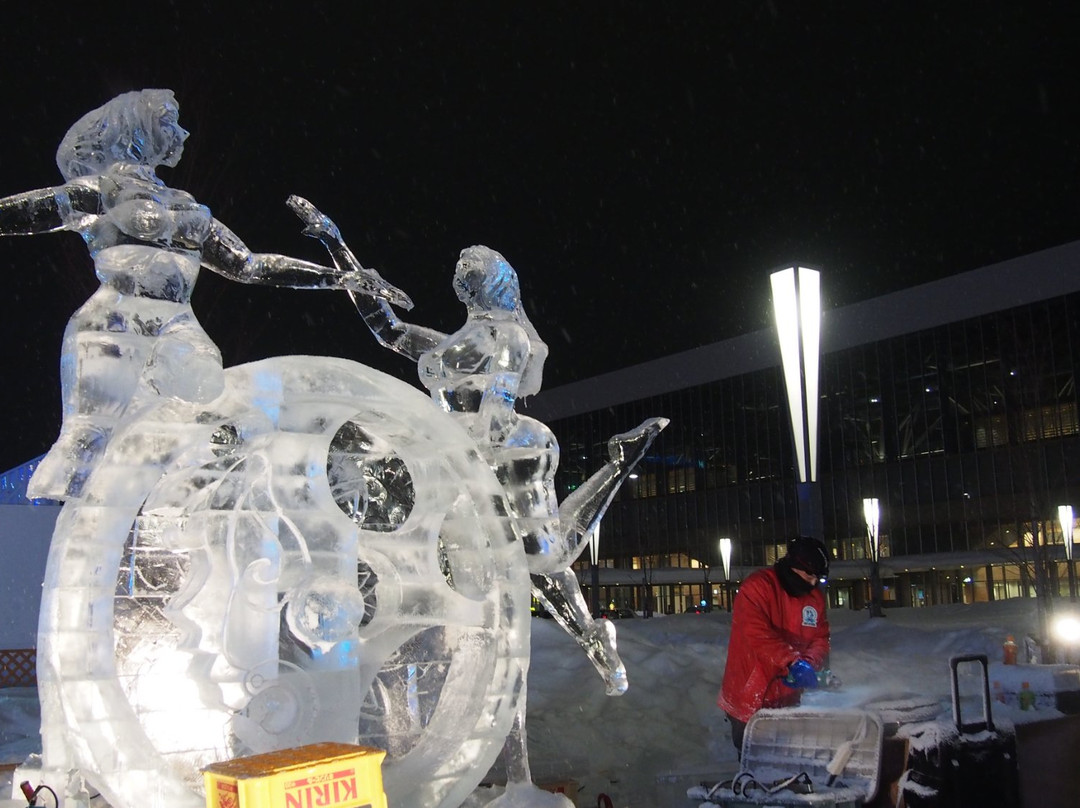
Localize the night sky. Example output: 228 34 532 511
2 2 1079 472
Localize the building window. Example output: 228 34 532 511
1022 402 1079 441
974 414 1009 449
630 472 659 498
666 466 697 494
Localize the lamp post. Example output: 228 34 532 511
771 266 822 539
719 537 733 612
642 555 652 618
863 497 884 617
589 524 601 617
1059 505 1076 602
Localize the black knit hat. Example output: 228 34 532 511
786 536 830 578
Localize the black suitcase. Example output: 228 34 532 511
900 654 1021 807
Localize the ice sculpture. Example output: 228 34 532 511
0 88 410 503
0 90 666 808
36 356 532 808
289 197 668 802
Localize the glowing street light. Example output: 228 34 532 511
719 537 733 612
589 524 601 616
1059 505 1076 602
863 497 884 617
771 266 822 538
864 498 881 559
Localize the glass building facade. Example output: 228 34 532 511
527 244 1080 613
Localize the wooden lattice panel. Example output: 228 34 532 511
0 648 36 687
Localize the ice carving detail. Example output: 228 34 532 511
0 89 410 502
0 90 667 808
290 196 667 802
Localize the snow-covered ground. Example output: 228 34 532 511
2 599 1077 807
507 598 1073 806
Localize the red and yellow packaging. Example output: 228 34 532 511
202 742 387 808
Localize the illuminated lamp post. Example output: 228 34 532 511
1059 505 1076 602
863 497 884 617
589 524 601 616
719 537 733 612
771 266 823 539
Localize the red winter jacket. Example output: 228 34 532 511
717 565 830 722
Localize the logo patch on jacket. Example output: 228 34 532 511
802 606 818 627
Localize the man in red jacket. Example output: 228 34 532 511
717 536 831 756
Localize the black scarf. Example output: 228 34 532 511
775 557 815 597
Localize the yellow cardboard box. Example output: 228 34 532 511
202 742 387 808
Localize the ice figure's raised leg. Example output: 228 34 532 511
567 415 668 539
531 570 627 696
528 416 668 574
521 417 665 695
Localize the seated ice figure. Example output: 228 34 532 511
289 197 667 803
289 196 666 695
0 89 408 501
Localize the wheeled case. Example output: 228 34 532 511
899 654 1021 808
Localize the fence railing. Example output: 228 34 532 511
0 648 36 687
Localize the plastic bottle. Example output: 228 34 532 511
1019 681 1036 711
1003 635 1018 665
992 680 1005 703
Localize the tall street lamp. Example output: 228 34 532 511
863 497 884 617
589 524 601 616
719 537 733 612
771 266 823 539
1059 505 1076 602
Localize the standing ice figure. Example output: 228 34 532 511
0 89 407 501
288 197 667 801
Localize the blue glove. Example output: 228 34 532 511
782 658 819 689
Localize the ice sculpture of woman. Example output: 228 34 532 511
287 196 667 696
0 89 406 501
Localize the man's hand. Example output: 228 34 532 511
782 658 819 689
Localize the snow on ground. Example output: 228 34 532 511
489 598 1067 806
2 599 1075 807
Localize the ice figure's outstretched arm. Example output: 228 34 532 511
0 182 101 236
0 183 412 311
200 215 413 308
287 195 444 359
